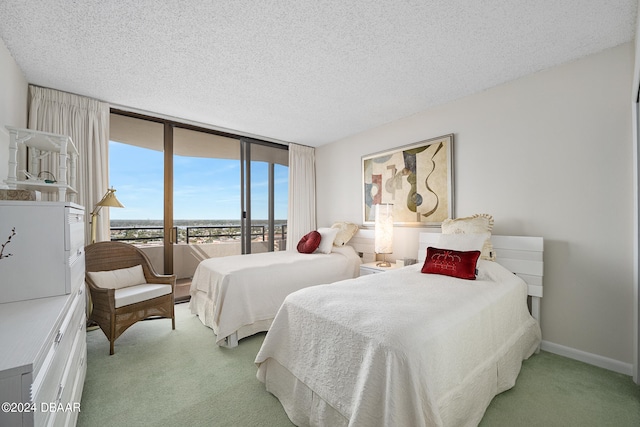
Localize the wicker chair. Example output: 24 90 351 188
85 241 176 355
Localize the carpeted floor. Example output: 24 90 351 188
480 349 640 426
77 303 640 427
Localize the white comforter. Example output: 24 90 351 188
189 246 361 345
255 260 541 426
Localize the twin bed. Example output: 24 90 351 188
255 232 543 426
189 231 370 347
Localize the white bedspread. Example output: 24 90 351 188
255 260 541 426
189 246 361 345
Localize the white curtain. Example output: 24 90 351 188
28 85 110 243
286 143 316 250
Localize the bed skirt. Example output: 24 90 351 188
257 318 540 427
191 290 273 345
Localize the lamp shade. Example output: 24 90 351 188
90 187 124 244
96 187 124 208
374 203 393 254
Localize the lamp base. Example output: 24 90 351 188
376 261 391 267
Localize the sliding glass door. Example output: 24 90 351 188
242 140 289 253
173 127 243 286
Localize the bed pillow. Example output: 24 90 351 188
421 247 481 280
437 232 489 252
87 264 146 289
297 231 322 254
315 227 339 254
441 214 496 261
331 221 358 246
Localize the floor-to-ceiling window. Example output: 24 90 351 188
109 113 165 243
108 111 289 295
173 126 243 247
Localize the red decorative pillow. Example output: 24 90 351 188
297 231 322 254
421 247 481 280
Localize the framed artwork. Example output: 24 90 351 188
362 134 454 227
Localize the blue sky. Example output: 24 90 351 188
109 141 288 221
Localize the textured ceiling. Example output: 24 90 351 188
0 1 637 147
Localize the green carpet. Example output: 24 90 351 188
78 303 640 427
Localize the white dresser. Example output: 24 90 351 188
0 201 87 427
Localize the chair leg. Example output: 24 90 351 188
110 318 116 355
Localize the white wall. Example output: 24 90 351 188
316 43 635 369
632 5 640 384
0 37 28 185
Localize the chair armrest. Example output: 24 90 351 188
85 277 116 310
146 273 177 290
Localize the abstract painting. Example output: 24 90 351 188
362 134 454 226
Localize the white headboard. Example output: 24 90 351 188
418 232 544 322
347 229 376 262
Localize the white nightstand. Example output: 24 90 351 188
359 262 401 276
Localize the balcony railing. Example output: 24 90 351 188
110 224 287 245
110 226 166 243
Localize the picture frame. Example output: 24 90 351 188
362 134 454 227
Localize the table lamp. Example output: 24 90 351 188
374 203 393 267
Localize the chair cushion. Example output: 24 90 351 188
87 265 146 290
114 283 172 308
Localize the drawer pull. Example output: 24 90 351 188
80 357 85 367
54 330 64 344
56 384 64 403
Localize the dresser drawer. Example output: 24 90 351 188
67 208 84 224
67 253 85 295
66 213 84 256
51 320 86 427
68 243 84 268
31 289 85 424
63 339 86 427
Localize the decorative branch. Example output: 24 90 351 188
0 227 16 260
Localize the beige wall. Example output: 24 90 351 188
0 37 28 185
316 43 635 369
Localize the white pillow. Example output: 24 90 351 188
87 264 146 290
331 221 359 246
436 233 489 252
315 227 339 254
441 214 496 261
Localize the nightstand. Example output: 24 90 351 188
359 262 401 276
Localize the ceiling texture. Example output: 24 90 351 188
0 1 637 147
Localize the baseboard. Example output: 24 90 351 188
541 340 633 376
